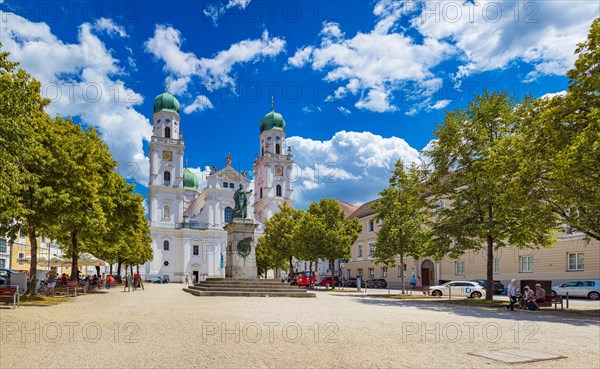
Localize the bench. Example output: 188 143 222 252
538 295 563 310
66 282 86 297
0 287 20 308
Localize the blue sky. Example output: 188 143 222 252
1 0 598 209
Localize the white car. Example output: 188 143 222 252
552 280 600 300
429 281 485 298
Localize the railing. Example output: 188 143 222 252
174 221 209 230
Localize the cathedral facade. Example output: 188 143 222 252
144 90 293 282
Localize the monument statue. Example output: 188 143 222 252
233 184 253 219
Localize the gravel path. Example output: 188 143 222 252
1 284 598 368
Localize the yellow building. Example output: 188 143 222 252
6 231 68 273
343 200 600 288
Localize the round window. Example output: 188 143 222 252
163 261 169 266
166 119 171 123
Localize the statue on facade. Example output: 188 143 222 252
233 184 253 219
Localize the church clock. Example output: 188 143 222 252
274 165 283 176
162 150 173 161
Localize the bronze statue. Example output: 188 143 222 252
233 184 253 219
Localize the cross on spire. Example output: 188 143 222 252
165 80 169 93
271 96 275 111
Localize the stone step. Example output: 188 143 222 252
195 281 290 286
183 288 316 298
188 285 304 292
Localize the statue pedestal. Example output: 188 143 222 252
224 219 259 279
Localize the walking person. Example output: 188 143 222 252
45 268 57 297
506 279 518 311
410 275 416 291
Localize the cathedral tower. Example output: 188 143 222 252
253 102 294 224
148 88 186 226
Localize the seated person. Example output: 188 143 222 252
92 275 99 286
61 273 68 286
529 283 546 311
520 286 534 309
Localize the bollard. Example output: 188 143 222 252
448 285 451 300
566 292 569 309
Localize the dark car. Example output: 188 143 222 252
0 276 5 286
470 279 505 295
366 278 388 289
345 277 366 288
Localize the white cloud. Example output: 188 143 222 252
93 18 127 38
287 131 422 208
287 3 454 114
288 0 598 114
337 106 351 115
540 90 567 100
411 0 598 80
1 13 151 185
145 26 286 93
183 95 214 114
430 99 451 110
204 0 252 26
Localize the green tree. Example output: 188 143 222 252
0 47 63 293
426 91 558 300
518 18 600 241
258 203 303 275
296 199 361 289
372 162 431 293
53 125 116 280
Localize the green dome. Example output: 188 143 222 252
153 92 180 115
260 110 286 133
183 168 199 191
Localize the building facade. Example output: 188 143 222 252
145 90 293 282
343 199 600 288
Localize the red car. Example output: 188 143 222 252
292 271 316 287
319 276 341 287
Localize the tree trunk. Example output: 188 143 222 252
136 265 139 274
95 266 101 277
486 234 494 300
288 256 294 277
329 259 335 290
109 264 113 275
26 227 38 295
400 252 405 295
116 259 122 277
130 265 134 276
69 230 79 281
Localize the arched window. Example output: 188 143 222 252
164 171 171 185
163 240 170 251
165 126 171 138
275 143 281 154
260 187 263 199
261 147 264 156
164 206 170 218
224 207 233 223
276 184 282 197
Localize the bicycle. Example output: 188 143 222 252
36 280 48 294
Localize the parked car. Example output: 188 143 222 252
319 276 340 287
552 280 600 300
0 276 5 286
0 269 23 279
366 278 388 288
429 281 486 298
144 274 163 284
292 271 317 287
345 277 366 288
470 279 505 295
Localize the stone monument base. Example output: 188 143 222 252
224 218 258 279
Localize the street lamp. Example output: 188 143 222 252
339 261 346 291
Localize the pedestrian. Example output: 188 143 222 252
416 276 423 289
45 268 57 297
410 275 416 290
506 279 518 311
